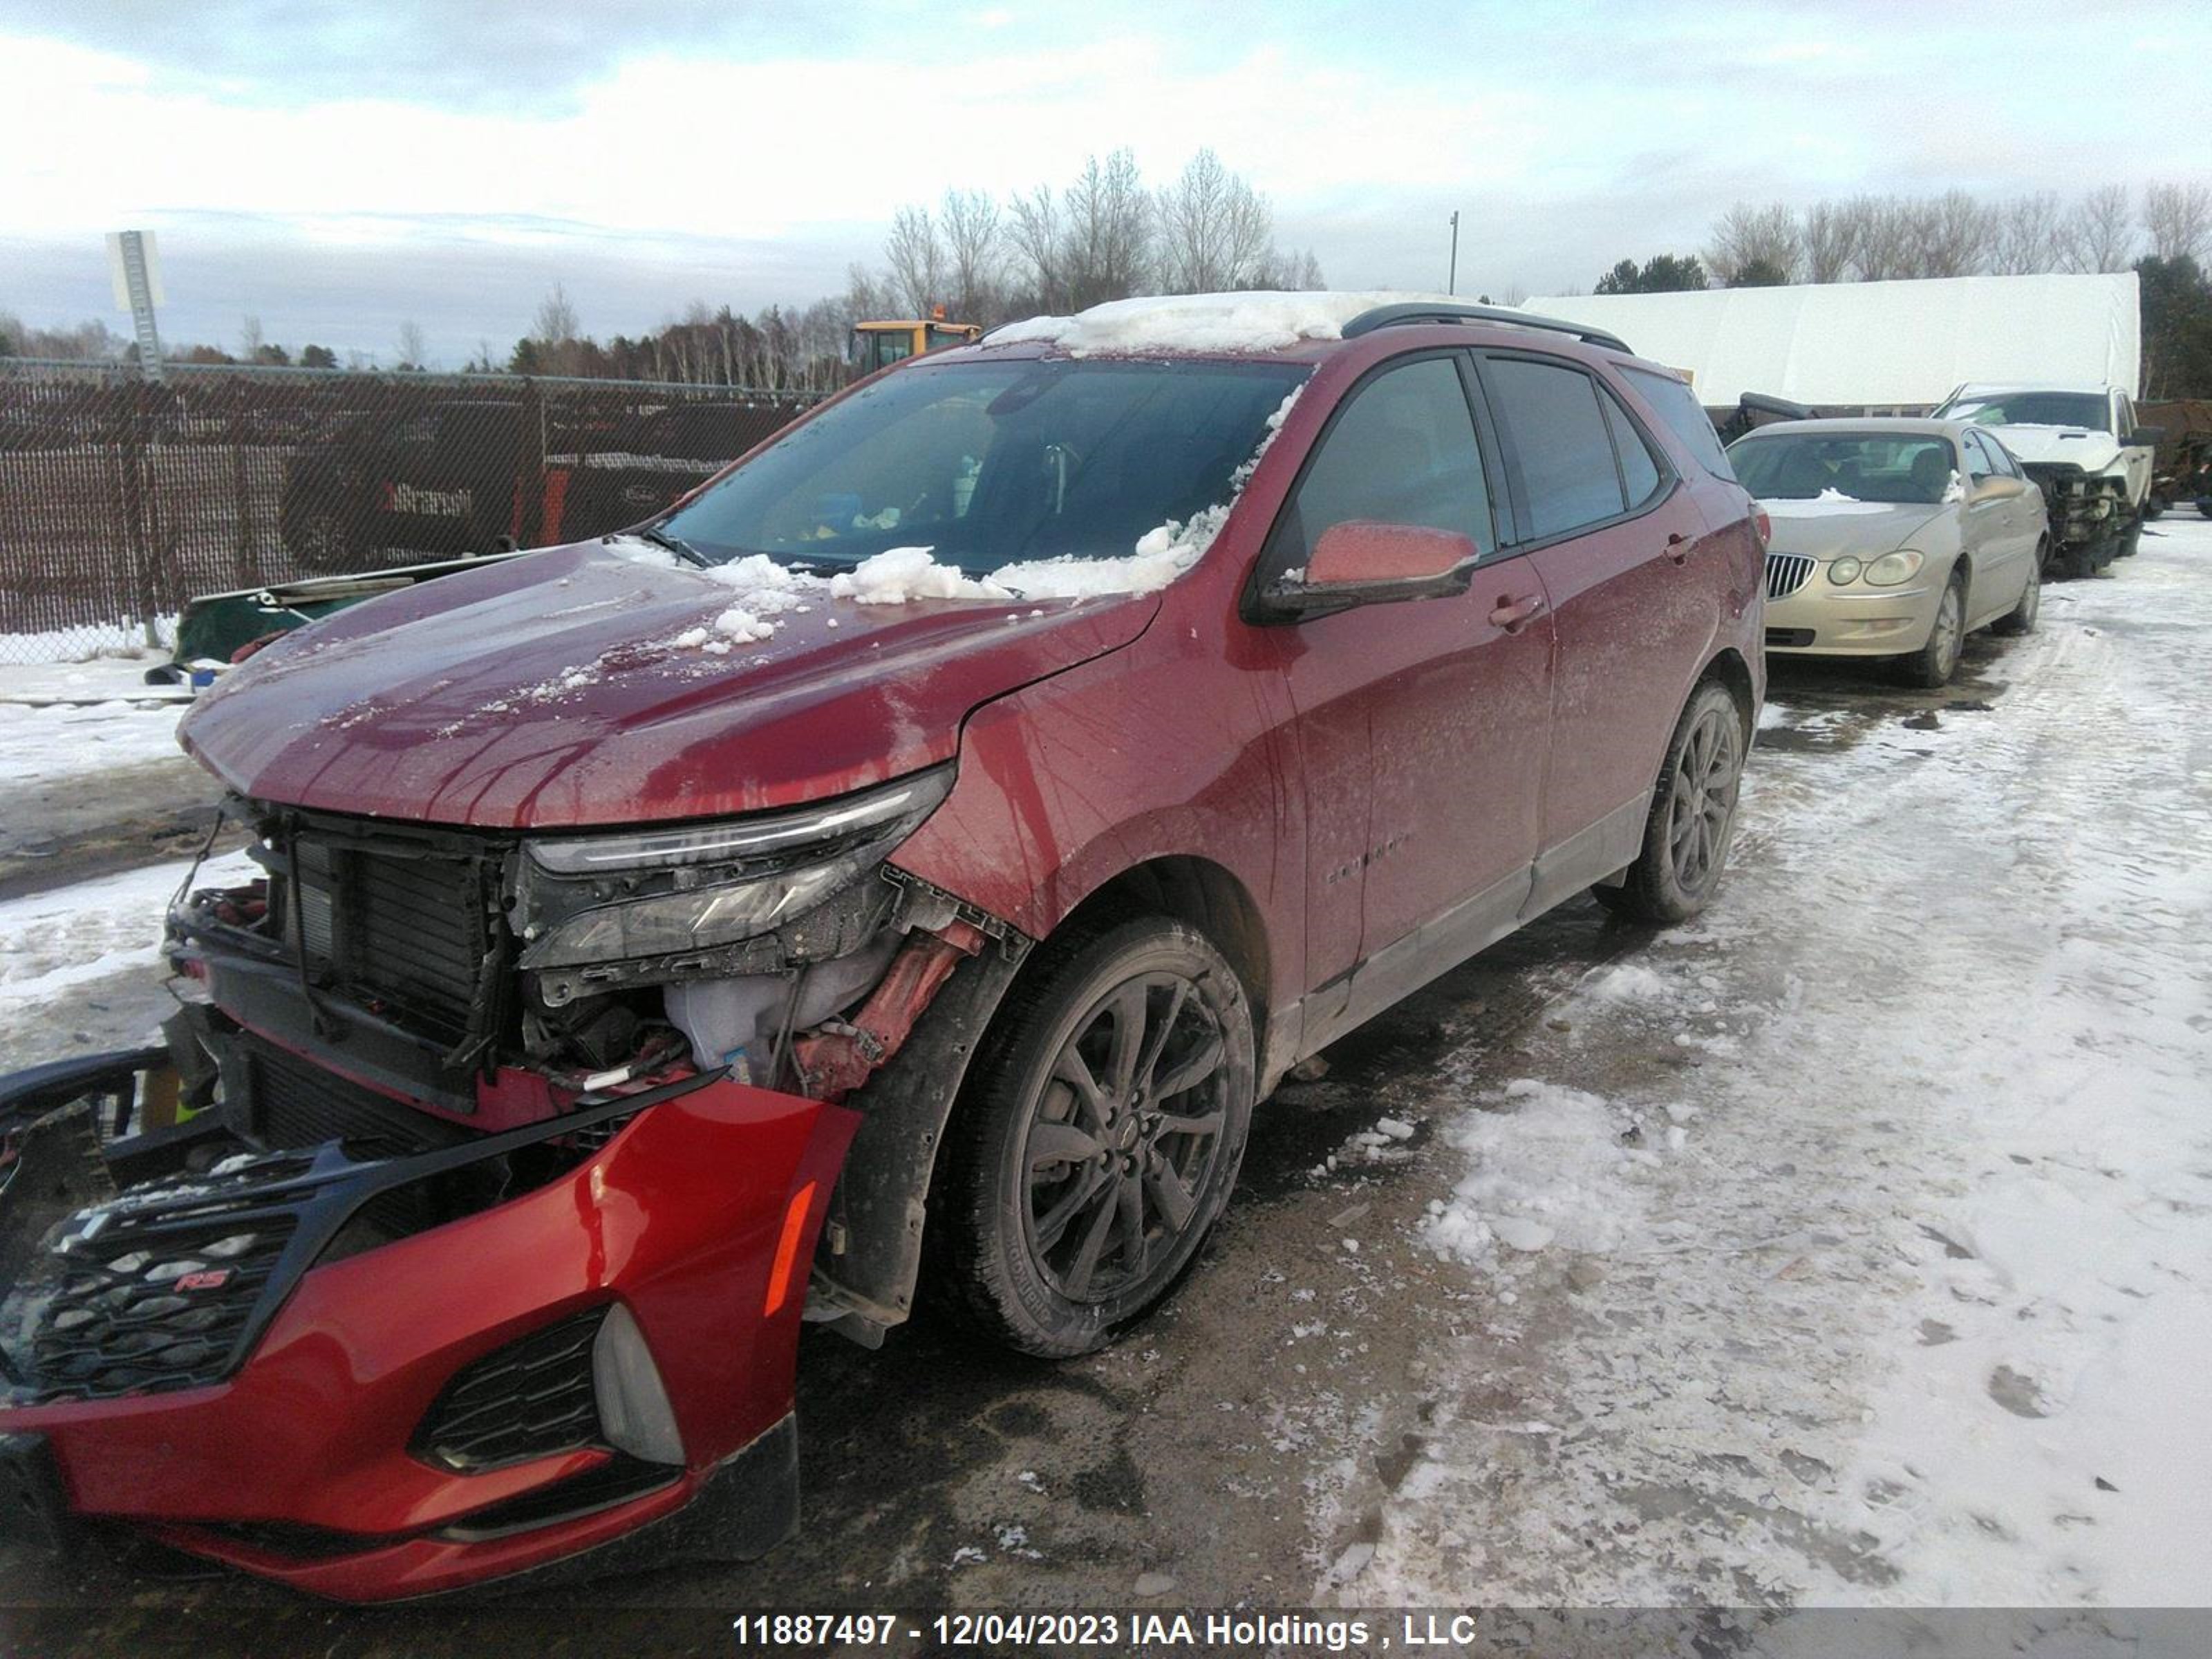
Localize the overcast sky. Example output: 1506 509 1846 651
3 0 2204 366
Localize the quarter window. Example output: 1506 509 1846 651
1486 356 1629 540
1271 356 1493 570
1620 364 1734 480
1963 432 1997 481
1600 387 1665 508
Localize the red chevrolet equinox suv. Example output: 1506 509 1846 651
0 296 1763 1597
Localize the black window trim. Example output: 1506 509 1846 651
1241 346 1515 624
1472 347 1683 554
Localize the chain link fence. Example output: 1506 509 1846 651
0 360 828 664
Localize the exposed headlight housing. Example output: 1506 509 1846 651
1828 556 1863 585
1864 550 1925 587
517 767 953 972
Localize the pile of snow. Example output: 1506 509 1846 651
0 849 259 1004
682 554 822 650
827 547 1009 606
1421 1079 1658 1259
1762 487 1903 518
991 290 1459 357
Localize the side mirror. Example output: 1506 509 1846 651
1257 521 1478 623
2124 425 2166 449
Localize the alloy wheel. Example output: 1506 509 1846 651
1931 584 1963 679
1020 972 1229 1304
1667 702 1741 895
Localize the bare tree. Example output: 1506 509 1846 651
938 188 1004 321
1801 200 1856 283
1911 189 1996 278
238 315 265 361
533 283 581 346
1006 185 1068 312
1845 195 1915 281
1706 200 1803 285
1156 148 1271 293
2063 185 2135 272
884 205 945 315
2143 180 2212 265
396 319 427 371
1990 193 2066 274
1064 149 1153 306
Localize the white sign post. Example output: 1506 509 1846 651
106 229 166 382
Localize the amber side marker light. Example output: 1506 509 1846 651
764 1181 820 1317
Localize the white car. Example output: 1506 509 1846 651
1929 384 2161 579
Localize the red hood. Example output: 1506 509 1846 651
179 541 1157 829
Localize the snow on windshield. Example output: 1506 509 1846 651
640 384 1306 649
1760 488 1903 517
991 290 1456 357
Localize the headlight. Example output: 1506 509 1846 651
1828 556 1863 584
518 767 952 971
1864 550 1924 587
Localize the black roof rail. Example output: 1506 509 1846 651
1340 301 1631 355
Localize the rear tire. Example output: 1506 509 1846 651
929 916 1255 1358
1992 548 2042 636
2115 514 2142 557
1899 565 1967 688
1593 680 1745 925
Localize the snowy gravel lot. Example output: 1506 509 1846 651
0 521 2206 1643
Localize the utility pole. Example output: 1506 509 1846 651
1447 211 1460 296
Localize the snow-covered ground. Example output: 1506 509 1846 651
1359 521 2212 1607
1 521 2206 1618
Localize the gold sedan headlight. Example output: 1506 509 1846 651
1863 550 1925 587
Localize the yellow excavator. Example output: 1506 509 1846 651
853 307 983 375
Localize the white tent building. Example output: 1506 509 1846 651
1522 272 2140 411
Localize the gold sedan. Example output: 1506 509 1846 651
1727 418 2047 687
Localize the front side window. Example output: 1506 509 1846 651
664 357 1307 575
1485 355 1630 540
1268 355 1492 571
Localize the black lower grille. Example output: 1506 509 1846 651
411 1309 606 1472
0 1156 308 1402
1765 627 1815 648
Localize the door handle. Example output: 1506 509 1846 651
1489 593 1546 632
1665 531 1691 565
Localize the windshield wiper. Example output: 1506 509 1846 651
628 525 711 568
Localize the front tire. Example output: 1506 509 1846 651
1899 566 1967 688
930 917 1256 1358
1593 679 1745 925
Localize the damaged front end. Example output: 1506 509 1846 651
0 767 1019 1599
2020 461 2129 574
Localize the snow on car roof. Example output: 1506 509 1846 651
986 290 1464 357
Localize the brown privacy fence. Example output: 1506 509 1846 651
0 361 828 664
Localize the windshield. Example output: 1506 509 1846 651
661 357 1308 574
1935 392 2109 432
1728 433 1958 505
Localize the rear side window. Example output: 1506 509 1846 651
1601 387 1664 507
1485 356 1627 540
1621 365 1734 481
1271 356 1494 567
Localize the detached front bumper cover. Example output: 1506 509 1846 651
0 1062 856 1601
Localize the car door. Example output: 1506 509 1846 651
1960 430 2034 621
1477 350 1712 915
1253 350 1553 1046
